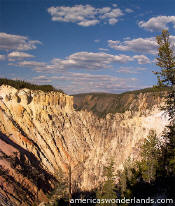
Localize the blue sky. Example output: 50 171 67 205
0 0 175 94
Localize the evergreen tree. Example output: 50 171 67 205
139 131 161 183
154 29 175 87
154 30 175 175
0 78 64 93
117 159 136 201
47 167 69 204
154 30 175 120
96 160 117 206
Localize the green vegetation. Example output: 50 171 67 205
121 86 170 95
0 78 64 93
154 29 175 87
46 171 69 206
94 30 175 205
96 160 117 206
33 29 175 205
32 30 175 205
116 134 160 199
73 86 169 118
152 30 175 175
155 30 175 175
139 131 161 183
73 86 170 98
95 131 163 205
117 29 175 203
47 167 69 200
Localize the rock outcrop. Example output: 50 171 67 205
0 85 169 205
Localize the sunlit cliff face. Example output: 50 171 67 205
0 85 169 205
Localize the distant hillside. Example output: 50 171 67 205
0 78 64 93
73 87 170 117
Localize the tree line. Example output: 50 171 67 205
0 78 64 93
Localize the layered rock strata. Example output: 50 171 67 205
0 85 168 205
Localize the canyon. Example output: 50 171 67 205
0 85 169 205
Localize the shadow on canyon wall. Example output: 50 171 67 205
0 131 58 205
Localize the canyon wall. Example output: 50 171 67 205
0 85 168 205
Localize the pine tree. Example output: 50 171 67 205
96 160 117 206
47 167 69 204
139 131 161 183
154 30 175 175
154 29 175 87
154 30 175 120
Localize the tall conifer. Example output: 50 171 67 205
154 30 175 174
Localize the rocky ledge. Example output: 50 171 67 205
0 85 169 205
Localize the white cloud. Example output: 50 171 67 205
98 48 109 51
138 16 175 32
47 5 124 26
123 37 131 40
0 54 5 60
108 38 158 54
78 19 99 27
117 66 146 74
9 60 46 68
125 8 134 13
100 8 123 19
108 18 118 25
32 75 52 83
0 32 41 51
32 72 138 94
108 36 175 54
10 52 133 71
133 55 151 64
9 51 151 73
8 51 34 60
112 4 118 8
49 52 133 70
98 7 111 14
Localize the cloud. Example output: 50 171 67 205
9 51 151 73
78 19 99 27
8 51 34 60
108 38 158 54
9 60 46 68
117 66 146 74
49 52 133 70
108 18 118 25
32 75 52 83
133 55 151 64
0 54 5 60
10 52 134 72
108 36 175 54
112 4 118 7
99 7 123 20
47 5 124 26
0 32 41 51
125 8 134 13
32 72 138 94
138 16 175 32
98 48 109 51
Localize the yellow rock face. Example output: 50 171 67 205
0 85 169 205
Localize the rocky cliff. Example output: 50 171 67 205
73 89 168 117
0 85 169 205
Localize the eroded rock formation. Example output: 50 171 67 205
0 85 168 205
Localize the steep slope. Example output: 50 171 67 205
0 85 168 205
73 88 168 117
